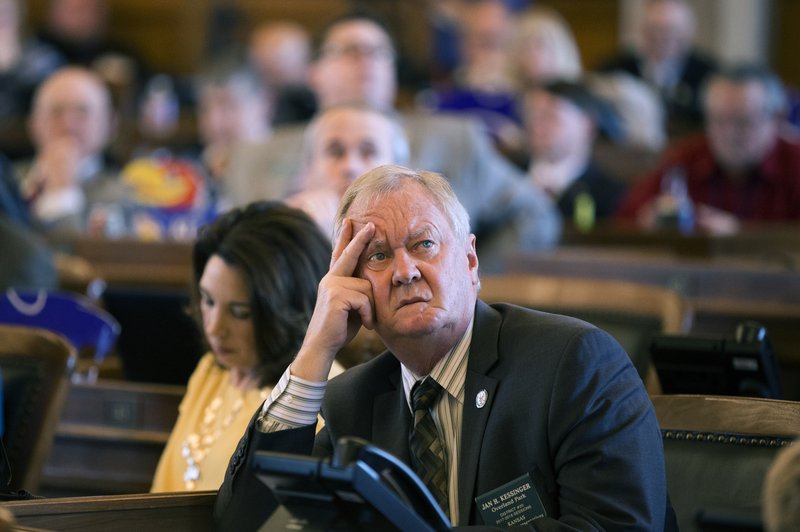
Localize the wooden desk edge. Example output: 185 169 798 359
1 490 217 516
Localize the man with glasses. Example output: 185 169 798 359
226 11 560 273
617 64 800 234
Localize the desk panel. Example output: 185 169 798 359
3 491 215 532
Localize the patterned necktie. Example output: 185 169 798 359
409 377 449 516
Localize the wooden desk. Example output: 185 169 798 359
511 247 800 304
50 236 193 291
40 379 185 497
509 248 800 398
2 491 215 532
562 223 800 262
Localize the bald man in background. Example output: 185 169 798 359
285 103 408 238
18 66 128 233
229 12 561 272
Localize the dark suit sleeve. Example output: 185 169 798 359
538 327 667 530
213 410 318 532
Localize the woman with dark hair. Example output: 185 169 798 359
151 200 334 492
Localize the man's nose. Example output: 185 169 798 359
343 151 367 175
337 153 364 192
391 250 421 286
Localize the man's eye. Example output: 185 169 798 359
326 144 345 159
369 251 387 262
360 144 377 159
415 240 435 252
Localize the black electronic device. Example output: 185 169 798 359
695 508 763 532
102 288 204 385
650 321 782 399
253 436 451 531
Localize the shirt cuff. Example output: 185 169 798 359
32 186 85 222
257 366 327 432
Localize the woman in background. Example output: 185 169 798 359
151 200 333 492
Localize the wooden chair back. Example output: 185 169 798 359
479 274 694 393
652 394 800 531
0 324 74 491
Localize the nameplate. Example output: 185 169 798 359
475 472 546 527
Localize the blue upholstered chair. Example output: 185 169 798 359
0 289 120 380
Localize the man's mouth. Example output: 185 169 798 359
398 296 427 308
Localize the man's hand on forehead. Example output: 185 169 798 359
350 218 369 234
330 218 375 277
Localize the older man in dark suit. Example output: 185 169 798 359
599 0 717 137
215 165 672 531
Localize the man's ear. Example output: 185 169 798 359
306 61 322 97
467 233 479 285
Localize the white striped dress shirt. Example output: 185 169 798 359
256 319 474 525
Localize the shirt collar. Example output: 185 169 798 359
401 316 473 410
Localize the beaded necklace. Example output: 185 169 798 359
181 386 268 490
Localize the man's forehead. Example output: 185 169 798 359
321 108 390 132
40 75 106 108
348 191 448 233
325 20 391 47
707 81 767 109
351 215 438 241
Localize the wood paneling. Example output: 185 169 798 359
771 0 800 88
25 0 348 76
5 491 216 532
40 379 185 496
24 0 619 78
543 0 621 71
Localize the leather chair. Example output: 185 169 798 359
652 394 800 531
479 274 694 393
0 289 120 381
0 324 74 492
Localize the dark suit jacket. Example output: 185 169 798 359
0 215 56 291
555 163 627 223
600 48 717 135
215 301 668 531
0 155 29 226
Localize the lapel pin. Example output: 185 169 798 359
475 389 488 409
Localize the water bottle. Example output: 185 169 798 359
573 190 595 232
655 167 694 234
139 74 180 139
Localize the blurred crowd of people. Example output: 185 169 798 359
1 2 800 521
3 0 800 286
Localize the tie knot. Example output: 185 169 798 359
411 378 443 413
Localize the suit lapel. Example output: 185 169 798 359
457 301 501 524
371 367 412 464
